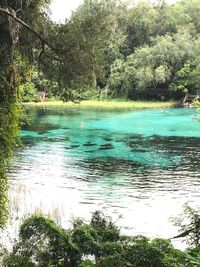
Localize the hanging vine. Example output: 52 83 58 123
0 3 20 227
0 1 56 227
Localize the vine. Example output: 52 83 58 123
0 5 20 227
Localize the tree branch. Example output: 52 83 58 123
0 7 56 52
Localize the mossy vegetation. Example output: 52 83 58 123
0 102 21 227
24 100 176 111
0 6 21 227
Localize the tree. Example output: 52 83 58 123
44 0 127 101
108 28 195 99
0 0 22 227
4 211 190 266
180 0 200 35
126 2 157 49
0 0 53 227
12 215 81 266
173 204 200 248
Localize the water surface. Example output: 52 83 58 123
8 107 200 246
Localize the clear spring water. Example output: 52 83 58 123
8 107 200 246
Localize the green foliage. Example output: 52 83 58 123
173 204 200 248
151 238 187 267
61 86 99 102
3 254 35 267
123 243 165 267
20 82 38 102
13 215 81 266
79 259 95 267
90 211 120 242
5 211 194 267
108 28 196 99
0 102 21 227
0 54 22 227
126 2 157 49
194 100 200 111
31 71 59 98
185 247 200 267
40 0 200 101
44 0 127 101
18 62 60 102
3 0 199 102
169 63 192 98
0 0 53 227
71 211 121 263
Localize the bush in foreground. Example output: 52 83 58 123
3 209 200 266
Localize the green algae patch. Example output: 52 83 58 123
24 100 176 111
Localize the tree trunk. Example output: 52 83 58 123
0 5 18 101
91 48 97 88
0 4 19 227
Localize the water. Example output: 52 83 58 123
7 107 200 247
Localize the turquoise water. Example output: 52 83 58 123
9 107 200 243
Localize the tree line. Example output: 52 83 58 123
20 0 200 102
2 0 200 104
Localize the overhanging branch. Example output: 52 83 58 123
0 7 56 52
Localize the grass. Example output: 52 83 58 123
24 99 177 111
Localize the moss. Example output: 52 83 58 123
0 4 23 228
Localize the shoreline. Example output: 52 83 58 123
23 100 177 111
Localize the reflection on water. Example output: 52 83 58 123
7 107 200 247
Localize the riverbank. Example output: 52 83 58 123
24 100 177 110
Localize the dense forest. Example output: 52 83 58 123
0 0 200 266
18 0 200 102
